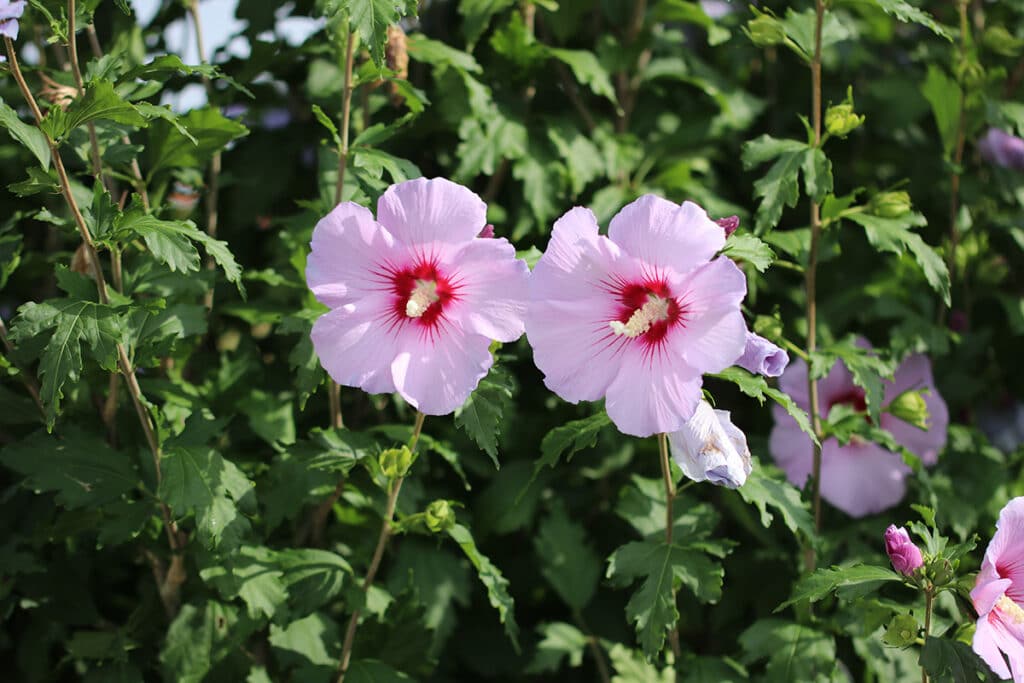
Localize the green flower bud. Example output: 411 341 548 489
425 499 456 533
930 557 956 587
870 191 913 218
882 614 919 648
745 15 787 48
379 445 413 479
887 389 930 431
825 103 865 137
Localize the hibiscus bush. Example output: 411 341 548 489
3 0 1024 681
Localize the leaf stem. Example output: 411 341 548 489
803 0 826 574
188 0 222 310
657 432 682 661
335 411 426 683
573 609 612 683
922 588 934 683
4 36 184 613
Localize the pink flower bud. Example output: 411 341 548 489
715 215 740 236
478 224 495 238
885 525 924 576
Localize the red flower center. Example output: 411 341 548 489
829 387 867 414
612 281 685 347
389 261 458 329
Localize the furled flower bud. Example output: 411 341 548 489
0 1 26 41
736 330 788 378
167 182 201 219
385 24 409 106
38 74 77 111
825 103 865 137
668 400 752 489
745 14 787 47
869 191 912 218
887 389 931 431
715 215 740 236
424 499 455 533
884 525 924 576
379 445 413 479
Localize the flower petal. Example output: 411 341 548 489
819 439 908 517
604 348 702 437
608 195 724 275
666 257 747 374
390 325 494 416
737 330 789 377
445 237 529 342
974 616 1014 680
988 498 1024 604
669 401 751 488
310 296 400 396
973 578 1013 617
306 201 398 308
882 353 949 465
377 177 486 246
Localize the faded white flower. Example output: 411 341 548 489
668 400 751 488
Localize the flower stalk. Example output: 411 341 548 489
804 0 827 572
921 587 934 683
657 432 682 661
335 411 426 683
4 35 185 617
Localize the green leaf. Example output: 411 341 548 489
534 506 601 610
845 211 950 305
347 660 414 682
801 147 833 204
59 80 147 136
0 427 137 508
740 619 839 682
447 523 519 649
406 34 483 73
526 622 588 673
722 233 776 272
347 0 418 66
269 612 338 672
238 390 296 448
199 545 288 621
921 65 962 159
117 211 201 273
158 446 254 550
547 48 618 105
454 364 513 468
0 98 51 169
606 539 724 657
147 107 249 175
532 411 611 483
458 0 517 47
810 338 896 424
777 564 903 610
711 367 819 446
738 460 816 539
8 298 125 426
741 136 807 233
606 643 675 682
920 636 999 683
868 0 952 40
161 601 256 683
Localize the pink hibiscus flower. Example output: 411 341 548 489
526 195 747 437
972 497 1024 681
306 178 529 415
769 348 948 517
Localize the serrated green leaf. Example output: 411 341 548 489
526 622 588 674
454 364 513 468
740 618 839 682
347 0 417 66
0 98 51 169
534 506 601 610
547 48 617 104
738 460 816 539
447 523 519 650
59 79 147 136
777 564 902 610
722 232 776 272
869 0 952 40
712 367 819 445
921 66 962 159
920 636 1000 682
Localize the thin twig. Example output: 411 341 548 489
803 0 826 574
5 36 184 614
943 0 970 324
921 588 934 683
335 412 426 683
573 609 612 683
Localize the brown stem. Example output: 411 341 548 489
554 61 596 133
803 0 826 574
0 318 45 418
944 0 970 322
615 0 647 133
922 588 934 683
6 36 183 613
573 609 612 683
189 0 222 309
657 433 682 661
335 412 426 683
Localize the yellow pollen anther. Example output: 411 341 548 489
405 280 440 318
610 294 671 338
997 595 1024 624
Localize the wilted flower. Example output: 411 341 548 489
972 497 1024 681
979 128 1024 171
737 330 788 378
715 215 740 237
0 1 25 41
526 196 747 437
769 346 949 517
37 74 77 111
307 178 529 415
884 525 924 576
167 182 200 219
668 400 751 488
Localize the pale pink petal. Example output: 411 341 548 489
665 257 747 374
777 357 860 413
377 177 486 246
604 347 703 437
991 499 1024 604
819 440 908 517
306 202 398 307
444 237 529 343
390 324 494 416
974 616 1013 680
882 354 948 465
973 578 1013 617
310 296 399 396
987 616 1024 682
608 196 725 275
529 206 622 301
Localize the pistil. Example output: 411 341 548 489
405 279 440 318
610 294 671 338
